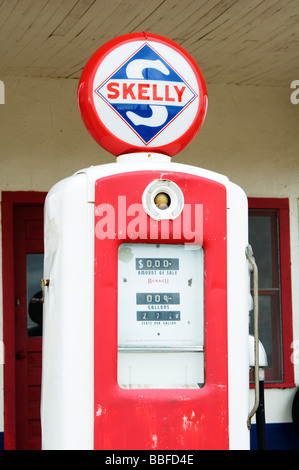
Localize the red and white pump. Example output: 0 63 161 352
41 33 254 450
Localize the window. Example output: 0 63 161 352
26 254 44 337
248 198 294 387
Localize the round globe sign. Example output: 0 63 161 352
78 32 208 157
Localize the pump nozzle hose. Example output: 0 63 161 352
246 245 259 430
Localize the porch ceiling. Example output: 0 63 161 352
0 0 298 86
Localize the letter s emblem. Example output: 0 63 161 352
125 59 169 127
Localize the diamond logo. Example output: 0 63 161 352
94 44 197 145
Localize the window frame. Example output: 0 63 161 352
248 197 295 388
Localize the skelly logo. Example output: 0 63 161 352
94 44 197 145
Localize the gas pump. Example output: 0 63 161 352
41 32 253 450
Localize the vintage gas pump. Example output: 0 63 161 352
41 33 252 450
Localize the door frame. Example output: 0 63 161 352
2 191 47 450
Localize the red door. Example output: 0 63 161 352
13 205 44 449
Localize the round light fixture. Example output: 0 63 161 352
142 179 184 221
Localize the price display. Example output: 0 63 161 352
137 311 181 321
118 243 204 348
118 243 205 389
136 293 180 305
136 258 179 270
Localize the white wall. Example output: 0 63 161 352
0 75 298 430
1 77 298 194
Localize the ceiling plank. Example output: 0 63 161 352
0 0 298 86
50 0 96 37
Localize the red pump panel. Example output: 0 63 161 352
94 171 228 450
